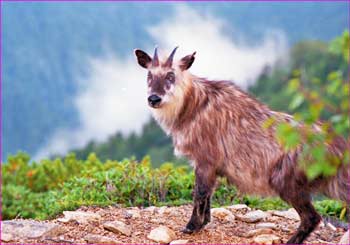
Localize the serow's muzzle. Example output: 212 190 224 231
148 94 162 108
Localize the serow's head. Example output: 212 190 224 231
134 47 196 109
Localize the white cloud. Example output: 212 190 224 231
34 5 287 160
149 5 287 88
34 56 149 160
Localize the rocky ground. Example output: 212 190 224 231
2 204 349 244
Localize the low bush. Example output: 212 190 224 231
2 152 346 221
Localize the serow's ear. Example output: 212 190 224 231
134 49 152 69
179 52 196 71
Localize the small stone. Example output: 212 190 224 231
1 233 13 242
144 206 157 214
103 220 132 236
246 228 274 238
3 222 61 242
226 204 251 211
317 221 325 228
84 234 121 244
256 222 277 230
317 239 332 244
281 226 292 233
237 210 269 223
1 220 63 240
225 214 236 222
158 206 170 215
266 216 280 222
151 218 165 224
125 209 141 219
211 208 235 222
170 239 189 244
253 234 281 244
147 226 176 243
326 222 337 231
76 239 86 243
167 207 180 216
272 208 300 221
339 230 349 244
58 211 101 224
123 212 133 219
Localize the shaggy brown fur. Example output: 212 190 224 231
135 47 349 244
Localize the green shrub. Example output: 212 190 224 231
2 184 48 219
2 152 346 221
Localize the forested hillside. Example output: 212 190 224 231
2 2 348 160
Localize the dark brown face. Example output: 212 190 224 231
147 70 175 108
134 47 196 109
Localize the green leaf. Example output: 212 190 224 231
276 123 300 150
326 75 341 95
339 207 347 220
289 94 304 110
306 163 323 180
311 145 326 162
327 71 341 81
309 103 323 122
287 78 300 94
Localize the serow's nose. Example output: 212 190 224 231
148 95 162 107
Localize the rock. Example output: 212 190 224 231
317 239 332 244
1 233 13 242
125 209 141 219
147 226 176 243
159 206 166 213
211 208 235 222
266 216 280 222
1 220 63 240
170 239 189 244
326 222 337 231
84 234 121 244
144 206 158 214
339 230 349 244
103 221 132 236
246 228 274 238
165 207 180 216
206 222 217 230
317 221 325 228
226 204 251 211
281 227 292 233
256 222 277 230
253 234 281 244
237 210 269 223
272 208 300 221
158 206 171 215
151 218 161 223
57 211 101 224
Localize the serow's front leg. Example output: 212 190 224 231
182 167 216 234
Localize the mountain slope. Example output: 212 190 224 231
2 2 348 160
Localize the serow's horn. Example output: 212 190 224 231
164 46 178 67
152 46 159 67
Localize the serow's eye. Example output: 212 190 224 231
166 72 175 83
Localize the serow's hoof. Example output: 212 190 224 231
181 227 195 234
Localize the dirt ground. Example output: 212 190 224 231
6 205 347 244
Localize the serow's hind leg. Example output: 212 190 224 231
269 154 322 244
286 196 321 244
